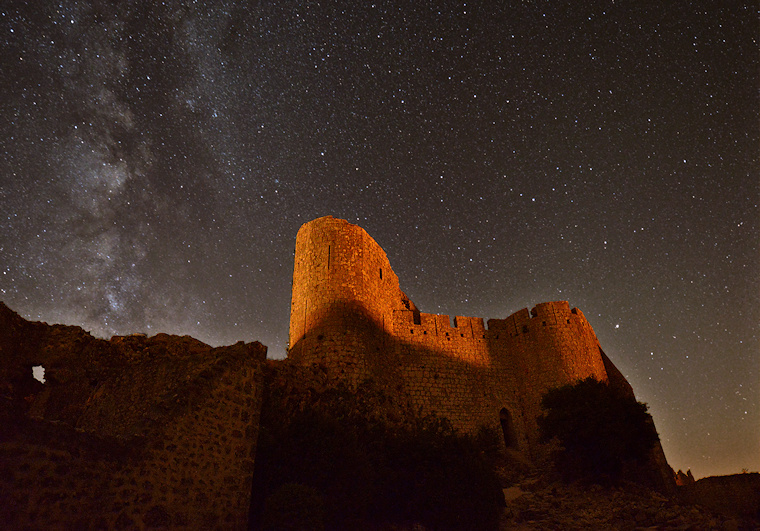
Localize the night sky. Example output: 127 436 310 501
1 1 757 479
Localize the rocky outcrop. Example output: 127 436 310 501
675 468 696 486
0 302 267 530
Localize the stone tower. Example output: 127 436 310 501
288 215 415 383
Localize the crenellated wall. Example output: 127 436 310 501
287 216 632 455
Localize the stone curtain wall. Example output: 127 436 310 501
0 303 266 530
391 301 609 451
287 217 626 456
392 309 521 443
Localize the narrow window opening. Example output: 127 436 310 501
327 245 331 269
32 365 46 384
379 268 383 279
413 310 421 325
500 408 517 449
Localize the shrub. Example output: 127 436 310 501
261 483 325 531
249 363 503 530
538 377 660 483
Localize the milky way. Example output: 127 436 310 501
1 1 757 479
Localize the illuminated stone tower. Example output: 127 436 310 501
287 216 416 382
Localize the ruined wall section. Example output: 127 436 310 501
0 303 267 530
393 311 491 367
288 216 408 383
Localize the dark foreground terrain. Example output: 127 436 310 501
498 469 759 531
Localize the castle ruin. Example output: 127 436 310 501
287 215 636 454
0 215 674 529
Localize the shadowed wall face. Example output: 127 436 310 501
287 217 627 455
0 303 267 530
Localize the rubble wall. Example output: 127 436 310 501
0 303 267 530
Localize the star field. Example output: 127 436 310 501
1 1 757 479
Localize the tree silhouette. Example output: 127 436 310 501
538 377 660 483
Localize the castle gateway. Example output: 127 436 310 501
287 216 635 455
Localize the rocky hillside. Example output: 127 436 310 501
499 470 759 530
679 473 760 523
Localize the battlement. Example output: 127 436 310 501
393 311 488 344
486 301 591 338
393 301 590 343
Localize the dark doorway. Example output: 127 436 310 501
499 408 517 449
